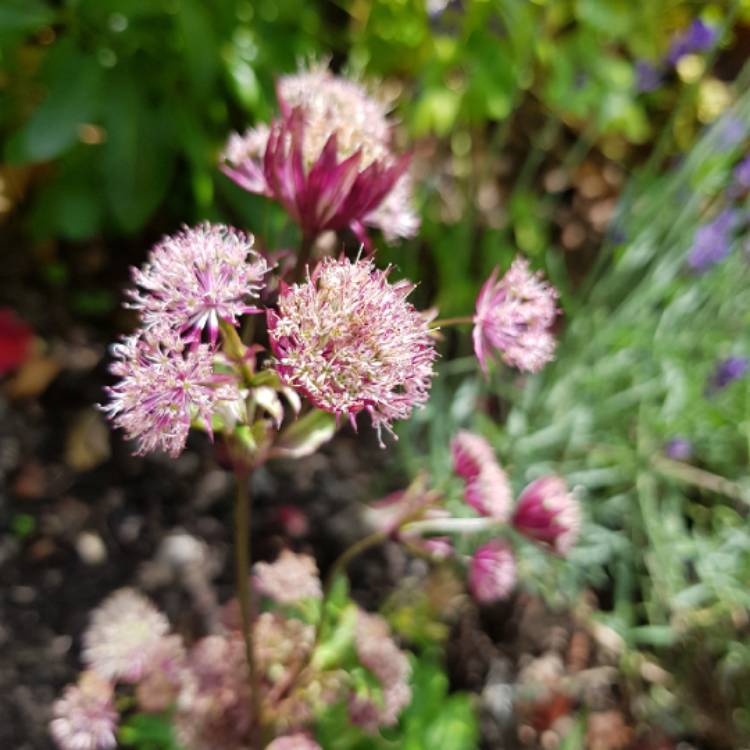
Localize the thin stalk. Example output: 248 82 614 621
432 315 474 328
294 233 317 282
234 471 263 745
402 516 499 536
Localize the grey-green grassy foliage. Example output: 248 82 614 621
397 78 750 737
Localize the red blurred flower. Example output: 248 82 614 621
0 308 33 376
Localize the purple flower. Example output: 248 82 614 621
667 20 717 66
664 437 693 461
473 256 559 374
709 356 749 391
512 475 581 555
222 67 418 244
268 257 437 445
687 209 738 273
451 431 511 521
635 61 662 93
50 672 118 750
716 116 747 150
102 329 239 457
734 155 750 190
468 541 517 604
127 223 269 344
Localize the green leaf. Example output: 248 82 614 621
273 409 337 459
0 0 56 35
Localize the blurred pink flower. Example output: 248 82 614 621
222 67 418 244
473 257 558 374
468 541 517 604
50 672 118 750
268 257 436 445
82 588 172 684
127 223 269 344
267 734 322 750
513 475 580 555
349 610 412 731
102 329 239 457
0 307 33 376
254 550 322 605
451 431 511 520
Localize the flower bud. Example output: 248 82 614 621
512 475 580 555
468 541 517 604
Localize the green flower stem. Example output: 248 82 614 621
401 516 500 536
432 315 474 328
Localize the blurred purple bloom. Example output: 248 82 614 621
667 20 717 66
664 437 693 461
709 356 749 391
734 155 750 190
687 209 738 273
635 61 662 93
716 116 747 150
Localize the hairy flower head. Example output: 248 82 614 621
473 257 558 374
127 223 268 344
254 550 322 605
468 541 517 604
102 329 239 457
268 257 436 444
50 672 118 750
83 588 171 683
513 475 581 555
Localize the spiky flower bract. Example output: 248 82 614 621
512 475 581 555
473 257 558 374
102 329 239 457
127 223 268 344
50 672 118 750
222 66 418 243
268 257 437 445
468 541 517 604
451 431 512 520
83 588 171 683
254 550 322 605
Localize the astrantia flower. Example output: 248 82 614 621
127 223 268 344
254 550 322 605
102 329 239 457
267 735 322 750
268 257 437 444
83 588 171 683
222 66 418 244
473 257 558 374
512 475 581 555
50 672 118 750
451 431 511 520
468 541 517 604
349 610 412 732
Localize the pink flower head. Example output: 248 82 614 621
268 257 437 445
349 609 412 732
267 735 322 750
101 329 239 457
513 475 581 555
222 66 418 244
451 431 512 521
468 541 517 604
50 672 118 750
253 549 322 605
127 223 268 344
82 588 171 683
473 257 558 374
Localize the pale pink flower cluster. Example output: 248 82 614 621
349 610 412 732
223 65 419 243
451 430 511 520
50 672 118 750
127 223 268 344
268 257 437 444
82 588 173 683
473 256 559 374
469 541 517 604
267 734 322 750
254 550 323 604
102 329 239 457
